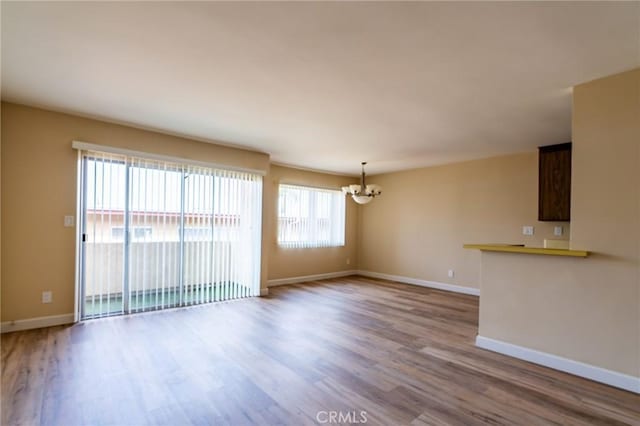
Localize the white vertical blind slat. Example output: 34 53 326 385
105 155 112 315
232 174 239 300
223 170 229 302
98 153 105 314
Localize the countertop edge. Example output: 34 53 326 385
463 244 589 258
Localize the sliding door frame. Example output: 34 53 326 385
78 156 88 320
75 147 263 321
178 166 186 306
122 161 132 313
74 151 84 322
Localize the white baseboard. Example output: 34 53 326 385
1 313 75 334
267 270 358 287
476 335 640 394
357 270 480 296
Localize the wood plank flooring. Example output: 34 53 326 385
2 276 639 425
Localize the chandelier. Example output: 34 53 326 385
342 162 382 205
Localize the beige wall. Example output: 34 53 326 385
1 103 3 317
0 102 271 321
266 164 358 280
1 102 359 322
479 68 640 377
358 153 569 289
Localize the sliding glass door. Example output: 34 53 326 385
82 153 127 317
126 157 183 313
80 151 262 320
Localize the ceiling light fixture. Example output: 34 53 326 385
342 162 382 205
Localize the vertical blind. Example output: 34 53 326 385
81 150 262 319
277 184 345 248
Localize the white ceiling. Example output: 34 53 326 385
2 2 639 175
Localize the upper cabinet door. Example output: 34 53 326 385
538 143 572 222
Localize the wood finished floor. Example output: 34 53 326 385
2 276 639 426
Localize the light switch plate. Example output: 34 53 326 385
522 226 534 236
64 216 75 227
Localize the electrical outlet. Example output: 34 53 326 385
64 216 75 227
42 291 53 304
554 226 563 236
447 269 455 278
522 226 534 236
346 258 351 265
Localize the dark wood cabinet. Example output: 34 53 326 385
538 142 571 221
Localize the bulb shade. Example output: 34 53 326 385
352 195 373 204
349 184 362 194
365 184 382 195
341 186 350 194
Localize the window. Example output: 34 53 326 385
183 226 211 241
182 225 235 242
278 184 345 248
111 226 152 241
